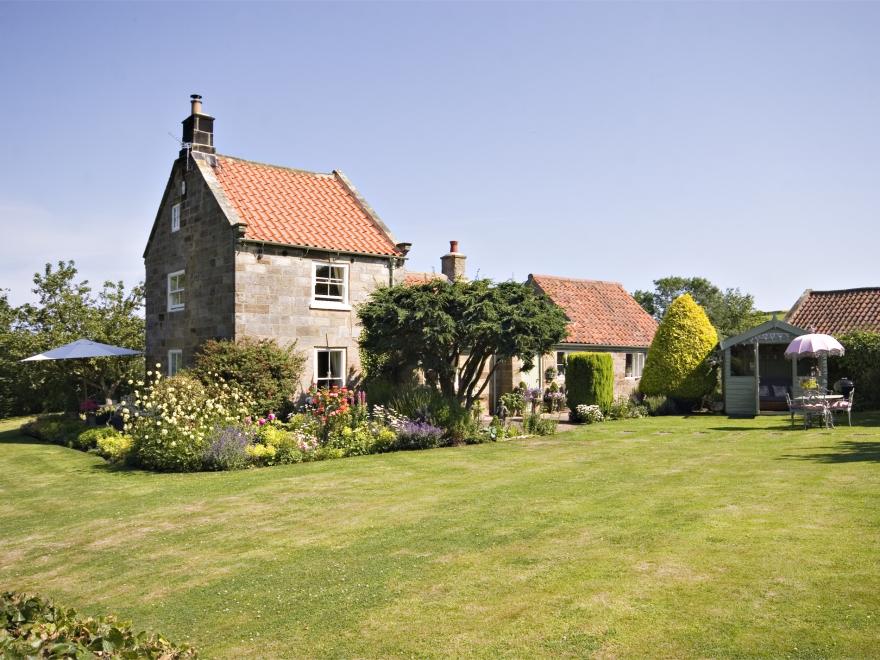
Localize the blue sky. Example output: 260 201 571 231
1 1 878 311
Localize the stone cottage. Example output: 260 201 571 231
143 95 409 391
494 275 658 401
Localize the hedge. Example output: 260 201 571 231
828 330 880 411
565 352 614 418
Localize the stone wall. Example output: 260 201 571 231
144 158 236 373
234 243 399 395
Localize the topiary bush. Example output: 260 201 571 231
192 338 305 416
0 590 196 658
565 352 614 420
639 293 718 409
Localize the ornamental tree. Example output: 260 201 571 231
10 261 144 412
358 279 568 409
639 293 718 405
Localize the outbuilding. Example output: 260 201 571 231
719 318 815 417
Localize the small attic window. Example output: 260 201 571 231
180 180 186 196
171 203 181 232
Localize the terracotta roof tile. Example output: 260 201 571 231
785 287 880 335
212 155 400 256
402 271 446 286
530 274 658 348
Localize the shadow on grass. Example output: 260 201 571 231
0 426 44 445
781 441 880 463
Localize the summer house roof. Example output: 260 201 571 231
528 274 658 348
208 154 401 257
785 287 880 335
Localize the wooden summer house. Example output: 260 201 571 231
719 318 817 417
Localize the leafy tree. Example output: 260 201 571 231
11 261 144 411
633 276 763 339
639 293 718 406
192 338 306 416
358 279 568 409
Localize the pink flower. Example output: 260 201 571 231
258 418 267 426
268 413 276 421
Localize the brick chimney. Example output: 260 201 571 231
180 94 215 160
441 240 466 281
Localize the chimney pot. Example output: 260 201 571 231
441 240 466 281
190 94 203 115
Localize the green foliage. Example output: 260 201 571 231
828 331 880 411
605 397 648 420
192 338 305 416
0 590 195 658
641 394 677 416
565 352 614 415
22 414 88 447
633 275 763 339
499 390 525 416
640 294 718 407
522 413 558 435
75 426 121 451
358 279 567 408
4 261 144 415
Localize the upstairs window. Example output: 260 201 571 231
313 263 348 305
167 270 185 312
625 352 645 378
171 203 181 232
315 348 346 389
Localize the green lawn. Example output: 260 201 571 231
1 414 879 658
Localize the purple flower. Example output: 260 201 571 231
267 413 276 421
258 418 267 426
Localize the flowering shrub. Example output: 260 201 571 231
575 404 604 424
394 420 445 450
95 431 132 463
544 390 566 413
204 425 253 470
124 368 255 472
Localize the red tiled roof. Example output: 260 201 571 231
529 274 658 348
402 271 445 286
211 155 400 256
785 288 880 335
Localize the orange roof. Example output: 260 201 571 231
785 287 880 335
211 155 400 256
402 271 446 286
529 275 658 348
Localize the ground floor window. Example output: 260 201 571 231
556 351 567 376
625 352 645 378
315 348 346 388
167 349 183 377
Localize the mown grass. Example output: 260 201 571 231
1 413 879 658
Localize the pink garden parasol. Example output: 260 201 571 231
784 333 845 359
